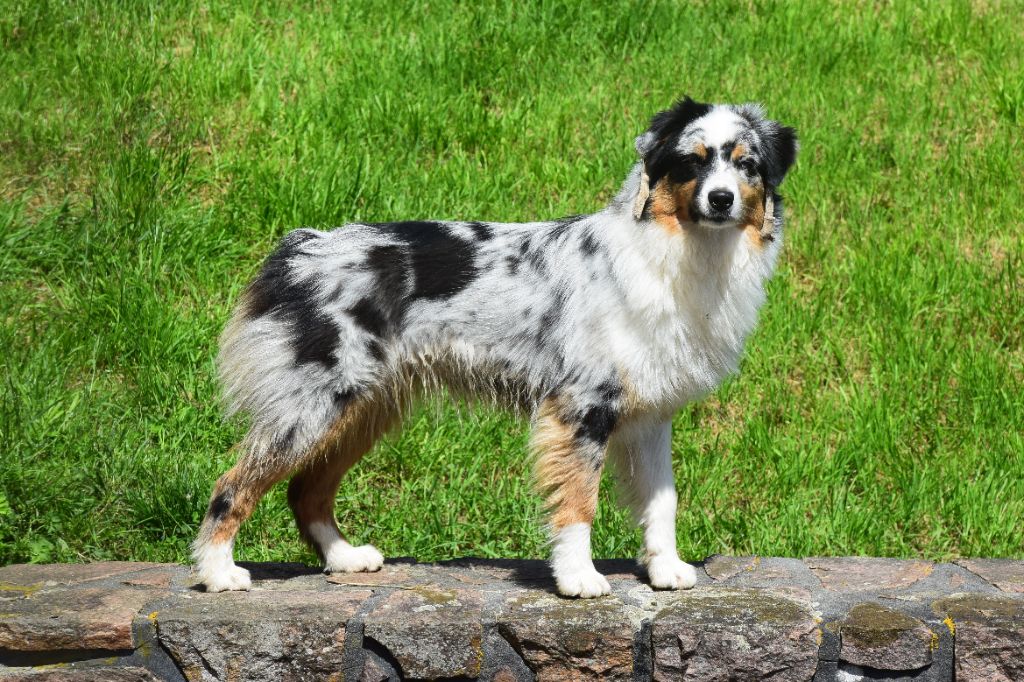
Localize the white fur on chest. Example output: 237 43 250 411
601 214 781 411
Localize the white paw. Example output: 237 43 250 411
647 555 697 590
324 544 384 573
556 568 612 599
201 564 252 592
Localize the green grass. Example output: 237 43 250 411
1 0 1022 567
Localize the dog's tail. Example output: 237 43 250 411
216 230 343 461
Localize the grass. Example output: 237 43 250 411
0 0 1021 567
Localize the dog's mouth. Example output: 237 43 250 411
693 207 738 227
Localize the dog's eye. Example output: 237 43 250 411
679 153 700 165
738 158 758 174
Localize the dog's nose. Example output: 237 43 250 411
708 190 734 211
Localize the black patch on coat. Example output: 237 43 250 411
208 493 231 521
579 229 600 257
466 221 493 241
244 229 320 320
244 229 340 369
641 97 714 188
376 221 479 302
349 243 412 340
332 387 359 409
275 424 298 452
576 404 618 445
292 313 341 368
349 297 390 339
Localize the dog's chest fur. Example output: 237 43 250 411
575 210 781 413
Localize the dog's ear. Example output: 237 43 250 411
761 120 799 189
631 96 712 220
631 134 654 220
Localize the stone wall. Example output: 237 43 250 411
1 557 1022 681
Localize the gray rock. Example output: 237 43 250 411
498 591 638 680
362 586 485 679
652 587 819 681
839 601 934 671
933 593 1024 682
155 588 371 682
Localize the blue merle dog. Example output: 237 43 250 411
193 97 798 597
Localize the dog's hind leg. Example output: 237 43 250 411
532 393 619 598
191 446 298 592
287 398 399 574
608 418 696 590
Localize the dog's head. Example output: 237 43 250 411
632 97 798 233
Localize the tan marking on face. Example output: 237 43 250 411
649 178 697 233
532 399 602 529
738 180 767 250
730 143 748 161
693 142 708 160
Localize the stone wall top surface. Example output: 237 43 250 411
1 557 1022 681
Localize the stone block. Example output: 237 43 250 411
956 559 1024 593
156 588 371 682
839 601 934 671
498 591 638 681
362 586 485 679
0 587 166 653
933 594 1024 682
652 587 819 681
805 557 933 592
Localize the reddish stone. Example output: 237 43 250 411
0 668 160 681
933 594 1024 682
364 586 485 678
0 587 166 652
324 566 412 587
805 557 933 591
957 559 1024 593
0 562 165 589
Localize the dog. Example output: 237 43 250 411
192 96 798 598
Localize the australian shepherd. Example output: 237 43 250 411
193 97 798 598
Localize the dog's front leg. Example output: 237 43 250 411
610 419 697 590
532 397 616 598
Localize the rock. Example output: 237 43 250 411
362 586 485 679
498 591 638 680
0 668 160 681
805 558 933 591
933 594 1024 682
704 556 818 590
156 589 371 682
0 587 165 653
0 563 165 591
652 588 819 681
704 555 758 581
839 601 934 670
325 565 412 588
956 559 1024 593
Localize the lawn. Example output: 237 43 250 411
1 0 1021 567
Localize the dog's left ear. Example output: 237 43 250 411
631 133 656 220
762 121 799 189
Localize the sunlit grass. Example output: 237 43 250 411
1 0 1021 566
